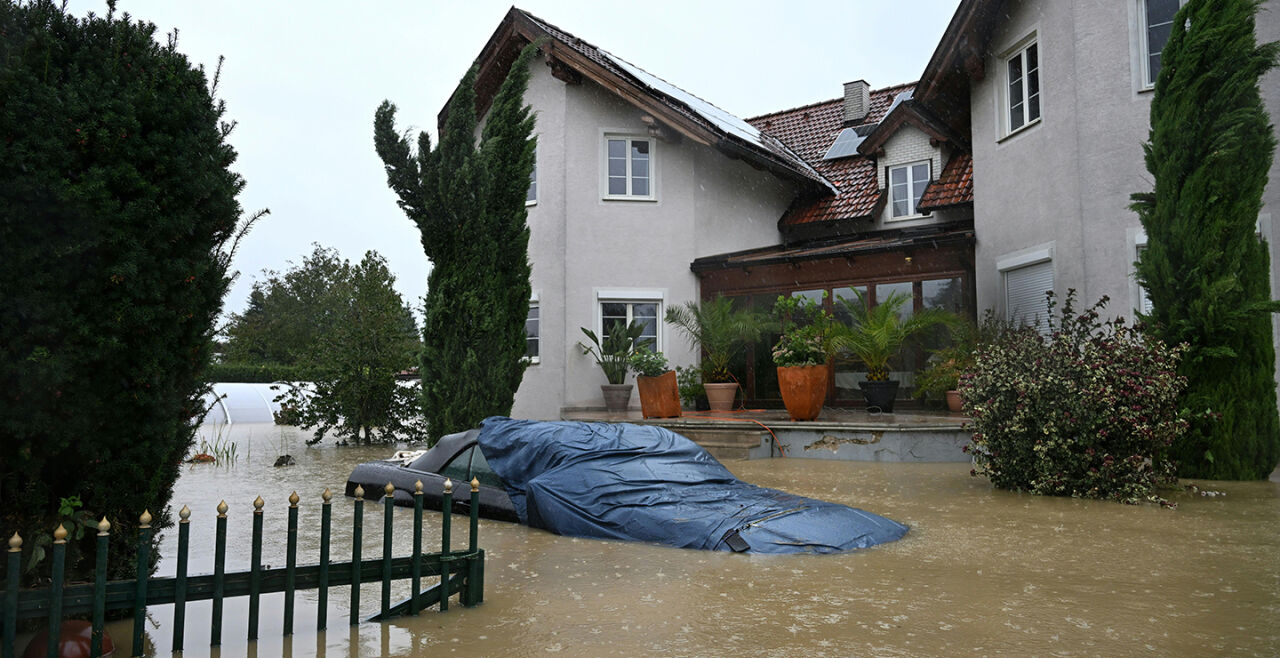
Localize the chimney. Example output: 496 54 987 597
843 80 871 124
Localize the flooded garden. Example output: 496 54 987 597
104 422 1280 656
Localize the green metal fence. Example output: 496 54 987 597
2 478 485 657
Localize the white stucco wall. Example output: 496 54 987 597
505 53 794 418
970 0 1279 325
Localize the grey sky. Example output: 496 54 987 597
65 1 960 319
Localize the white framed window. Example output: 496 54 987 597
998 246 1054 328
598 295 661 352
1003 37 1041 135
889 161 931 218
525 300 540 363
603 135 654 200
526 145 537 206
1142 0 1180 88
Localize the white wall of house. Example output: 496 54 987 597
506 53 793 418
969 0 1278 329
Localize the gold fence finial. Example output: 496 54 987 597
322 487 333 503
139 509 152 528
253 496 265 512
289 491 300 507
471 477 480 493
217 500 229 517
8 532 21 551
414 480 423 494
443 479 453 495
98 517 111 535
179 506 191 522
53 523 68 543
385 482 395 498
354 484 365 500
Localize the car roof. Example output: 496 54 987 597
410 428 480 472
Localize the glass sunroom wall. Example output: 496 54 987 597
832 285 869 402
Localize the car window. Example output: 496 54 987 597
470 449 505 488
439 446 474 483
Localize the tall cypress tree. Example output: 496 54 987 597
374 44 537 443
1132 0 1280 479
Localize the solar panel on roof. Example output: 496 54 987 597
823 128 865 160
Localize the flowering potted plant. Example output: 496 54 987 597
772 294 838 420
579 320 645 413
629 346 681 418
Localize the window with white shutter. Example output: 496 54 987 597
1004 260 1054 328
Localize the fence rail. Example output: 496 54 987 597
2 478 485 657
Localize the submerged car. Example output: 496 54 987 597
346 417 908 554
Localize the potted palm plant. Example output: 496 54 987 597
833 289 955 413
579 320 645 413
664 296 760 412
771 294 839 421
629 346 681 418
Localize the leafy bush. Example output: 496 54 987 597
0 3 259 583
629 346 670 378
675 365 705 408
962 291 1187 506
206 362 317 383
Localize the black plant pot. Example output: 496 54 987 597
859 380 901 413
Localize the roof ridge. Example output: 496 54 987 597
748 81 921 124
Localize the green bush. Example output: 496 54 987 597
206 362 317 383
962 291 1187 506
629 346 670 378
0 2 258 583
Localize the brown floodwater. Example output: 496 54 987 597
85 423 1280 657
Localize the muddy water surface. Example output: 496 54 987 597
104 423 1279 657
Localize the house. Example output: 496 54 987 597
912 0 1280 332
459 9 975 418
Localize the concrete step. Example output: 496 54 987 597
667 428 766 461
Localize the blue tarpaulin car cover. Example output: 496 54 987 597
477 417 908 555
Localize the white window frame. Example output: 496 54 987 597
602 134 655 201
1000 34 1041 138
526 144 537 206
888 160 931 219
595 288 663 352
524 292 540 364
1139 0 1182 90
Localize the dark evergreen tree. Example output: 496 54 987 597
374 44 537 444
1132 0 1280 478
0 1 262 581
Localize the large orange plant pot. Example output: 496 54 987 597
777 365 828 421
637 371 682 419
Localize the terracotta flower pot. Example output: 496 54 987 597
777 365 828 421
637 371 682 419
945 389 963 413
703 382 738 412
600 384 633 413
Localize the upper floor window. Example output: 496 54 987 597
526 145 537 205
1143 0 1180 87
1005 39 1040 134
889 161 930 218
604 136 653 199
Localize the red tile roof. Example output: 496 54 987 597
919 151 974 210
749 83 973 227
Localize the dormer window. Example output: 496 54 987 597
889 161 930 218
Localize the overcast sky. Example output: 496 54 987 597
65 0 960 319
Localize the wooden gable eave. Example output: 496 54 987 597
914 0 1006 135
856 100 970 157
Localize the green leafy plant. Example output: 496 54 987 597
771 294 839 367
629 346 670 378
675 365 705 408
664 296 761 382
579 321 645 385
833 289 956 381
963 291 1187 506
914 319 984 401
